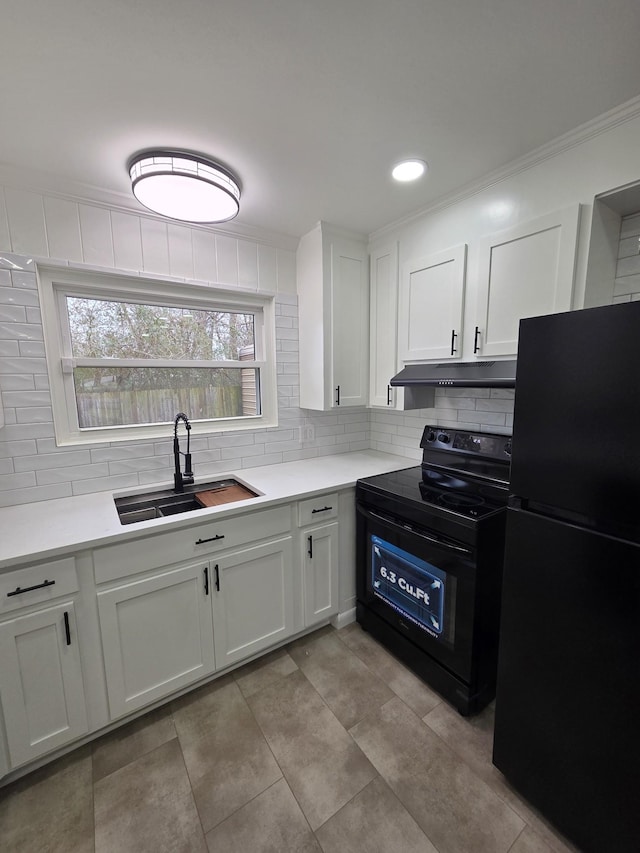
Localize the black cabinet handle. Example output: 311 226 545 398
63 611 71 646
473 326 481 354
387 384 392 406
308 535 313 558
7 578 56 598
214 564 220 591
335 385 340 406
311 506 332 514
450 329 457 356
204 566 209 596
195 534 225 545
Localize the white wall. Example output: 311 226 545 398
0 196 370 507
613 212 640 302
368 103 640 455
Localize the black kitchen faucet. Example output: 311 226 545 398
173 412 194 492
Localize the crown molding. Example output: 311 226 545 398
0 163 299 252
369 94 640 242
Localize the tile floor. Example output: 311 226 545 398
0 623 579 853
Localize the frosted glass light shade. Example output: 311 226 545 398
129 152 240 223
392 159 427 182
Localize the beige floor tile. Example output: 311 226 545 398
423 700 578 853
350 697 525 853
94 738 206 853
205 778 321 853
92 704 176 782
172 675 281 831
288 628 394 728
247 669 377 830
338 622 442 717
0 746 93 853
315 775 439 853
233 646 299 698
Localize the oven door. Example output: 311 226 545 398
356 502 477 683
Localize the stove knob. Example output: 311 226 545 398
437 432 450 444
504 440 512 456
426 430 436 442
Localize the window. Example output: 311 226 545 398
38 266 277 445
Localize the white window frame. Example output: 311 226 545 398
37 265 278 446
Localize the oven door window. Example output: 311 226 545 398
371 536 449 641
357 504 477 683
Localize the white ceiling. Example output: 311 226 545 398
2 0 640 240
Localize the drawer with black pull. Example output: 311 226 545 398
297 493 339 527
0 557 78 615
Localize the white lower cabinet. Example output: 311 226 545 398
97 561 215 719
302 523 339 627
211 537 295 668
0 601 88 767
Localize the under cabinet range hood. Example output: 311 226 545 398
390 360 517 388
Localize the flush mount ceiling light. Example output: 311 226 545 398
391 159 428 182
128 150 241 223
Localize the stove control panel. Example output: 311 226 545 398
421 425 512 460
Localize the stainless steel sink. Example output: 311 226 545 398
114 478 252 525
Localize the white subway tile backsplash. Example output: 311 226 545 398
0 304 27 323
0 341 20 356
2 390 51 408
0 483 72 507
242 452 283 468
0 357 47 374
0 422 54 440
0 458 14 474
15 406 52 423
14 449 91 471
90 443 158 463
36 463 110 485
0 322 43 341
0 439 38 458
10 270 37 288
0 285 39 307
0 375 35 392
0 270 11 286
72 474 140 496
0 471 37 491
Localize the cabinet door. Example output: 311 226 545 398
331 237 369 407
475 205 580 357
0 602 87 767
212 537 295 667
399 245 467 362
303 523 339 627
369 242 399 408
98 561 215 719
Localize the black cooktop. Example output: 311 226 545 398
359 465 508 520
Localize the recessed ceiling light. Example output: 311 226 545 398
128 150 241 223
392 159 427 182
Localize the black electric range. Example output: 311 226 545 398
355 425 511 715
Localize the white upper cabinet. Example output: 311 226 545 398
475 205 580 357
369 242 399 407
298 223 369 410
398 245 467 362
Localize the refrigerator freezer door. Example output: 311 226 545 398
493 508 640 853
510 301 640 539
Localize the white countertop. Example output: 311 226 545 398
0 451 414 570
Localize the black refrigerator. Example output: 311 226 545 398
492 300 640 853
